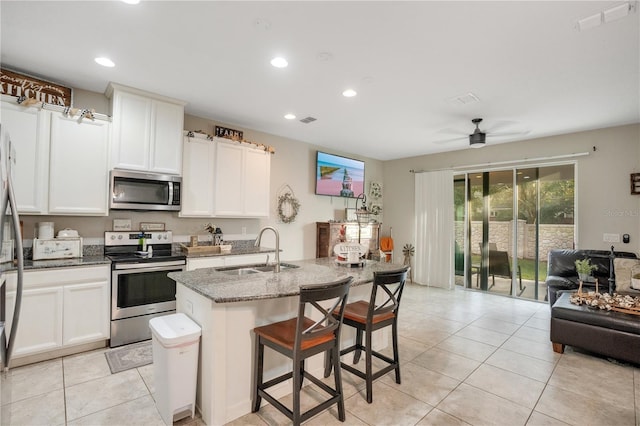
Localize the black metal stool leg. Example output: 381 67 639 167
353 328 363 364
365 327 373 403
392 321 401 384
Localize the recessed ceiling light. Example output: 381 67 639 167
284 113 296 120
94 57 115 67
342 89 357 98
270 57 288 68
121 0 140 4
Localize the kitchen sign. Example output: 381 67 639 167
0 68 72 107
215 125 243 140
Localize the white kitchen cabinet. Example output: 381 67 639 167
63 280 110 346
5 285 64 357
243 148 271 217
48 113 110 215
180 135 216 217
107 83 185 175
223 253 270 267
4 265 111 360
181 135 271 217
213 139 271 217
186 256 225 271
213 141 244 216
0 96 50 213
186 253 271 271
1 95 111 216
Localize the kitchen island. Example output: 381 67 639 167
168 257 402 426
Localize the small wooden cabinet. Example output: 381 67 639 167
316 222 381 258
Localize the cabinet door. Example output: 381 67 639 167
180 136 215 217
6 286 64 357
0 99 50 213
63 280 110 346
187 256 225 271
244 148 271 217
111 91 152 171
214 142 244 216
150 100 184 175
48 113 110 215
224 253 270 267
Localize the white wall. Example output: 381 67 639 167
383 124 640 259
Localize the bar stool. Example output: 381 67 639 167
336 267 409 403
252 276 352 425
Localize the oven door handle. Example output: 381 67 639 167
113 260 186 270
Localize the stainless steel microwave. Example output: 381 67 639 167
110 170 181 211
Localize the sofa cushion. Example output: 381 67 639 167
613 258 640 292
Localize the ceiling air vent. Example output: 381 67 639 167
299 116 317 124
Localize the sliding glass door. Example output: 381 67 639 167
455 163 575 301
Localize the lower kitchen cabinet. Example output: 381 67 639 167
6 286 64 357
186 253 273 271
4 265 110 360
63 280 111 346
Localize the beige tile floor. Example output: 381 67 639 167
2 283 639 425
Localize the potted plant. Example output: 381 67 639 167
575 258 597 293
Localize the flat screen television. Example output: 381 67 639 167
315 151 365 198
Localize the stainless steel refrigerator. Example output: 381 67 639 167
0 125 25 423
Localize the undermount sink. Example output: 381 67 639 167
216 263 300 275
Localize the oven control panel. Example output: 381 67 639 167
105 231 173 246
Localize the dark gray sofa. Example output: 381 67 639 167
545 247 638 307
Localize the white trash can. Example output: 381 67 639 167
149 313 201 425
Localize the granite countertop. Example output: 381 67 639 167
0 255 111 273
168 257 406 303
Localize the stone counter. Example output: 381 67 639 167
168 257 403 303
0 255 111 273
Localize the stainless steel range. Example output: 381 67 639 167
105 231 186 347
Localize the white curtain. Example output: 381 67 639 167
414 170 454 289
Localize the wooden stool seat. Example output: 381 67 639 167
342 300 395 324
254 317 335 351
252 277 352 425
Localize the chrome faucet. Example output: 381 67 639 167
255 226 280 272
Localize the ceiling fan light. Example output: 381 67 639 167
470 141 485 148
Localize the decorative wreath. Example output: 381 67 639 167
277 192 301 224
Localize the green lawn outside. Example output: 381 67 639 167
467 255 547 281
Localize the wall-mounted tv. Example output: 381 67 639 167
315 151 365 198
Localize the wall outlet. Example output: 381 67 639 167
185 300 193 314
242 227 247 235
603 233 620 243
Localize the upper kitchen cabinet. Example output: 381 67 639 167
48 113 110 215
0 96 111 216
180 135 215 217
213 138 271 217
106 83 185 175
0 96 50 213
180 135 271 217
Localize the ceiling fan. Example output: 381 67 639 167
433 118 529 148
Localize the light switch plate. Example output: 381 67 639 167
603 233 620 243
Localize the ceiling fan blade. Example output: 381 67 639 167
487 130 531 138
432 136 466 144
435 127 468 136
484 120 519 133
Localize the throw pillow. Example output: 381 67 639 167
613 258 640 292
